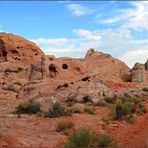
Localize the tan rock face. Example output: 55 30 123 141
0 33 45 65
131 62 148 84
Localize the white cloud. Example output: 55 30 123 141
32 27 148 68
67 4 92 16
101 2 148 31
120 48 148 67
73 29 101 41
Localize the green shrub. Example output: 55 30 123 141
115 97 147 120
16 100 41 114
46 102 71 118
65 128 114 148
56 120 74 132
121 102 134 116
82 95 93 103
97 134 114 148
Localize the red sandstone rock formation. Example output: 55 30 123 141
0 33 45 65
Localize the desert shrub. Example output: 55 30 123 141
14 81 22 86
66 96 77 107
46 102 71 118
67 103 84 114
17 67 23 72
16 100 41 114
4 67 23 73
3 85 17 92
104 96 117 104
82 95 93 103
116 100 123 120
121 102 134 116
56 120 74 132
95 100 106 106
65 128 114 148
115 97 147 120
97 134 114 148
84 107 96 115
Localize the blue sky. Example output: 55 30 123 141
0 1 148 67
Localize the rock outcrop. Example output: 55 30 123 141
131 61 148 84
0 33 45 64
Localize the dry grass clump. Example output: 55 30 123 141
56 120 74 133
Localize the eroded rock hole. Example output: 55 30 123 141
49 64 57 73
75 67 81 72
63 83 68 88
0 50 8 61
62 64 68 69
82 76 90 81
11 50 18 54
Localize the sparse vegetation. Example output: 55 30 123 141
15 99 41 114
14 81 22 86
66 96 77 107
4 67 23 73
56 120 74 132
82 95 93 103
115 96 147 120
84 106 96 115
65 128 114 148
45 102 71 118
3 85 17 92
95 100 106 106
67 103 84 114
104 96 117 104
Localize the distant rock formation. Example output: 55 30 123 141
131 61 148 84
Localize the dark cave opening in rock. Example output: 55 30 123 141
62 64 68 69
82 76 90 81
2 50 7 57
49 64 57 73
0 50 8 61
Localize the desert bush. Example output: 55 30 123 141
17 67 23 72
3 85 17 92
82 95 93 103
14 81 22 86
97 134 114 148
95 100 106 106
45 102 71 118
116 99 123 120
16 99 41 114
67 103 84 114
115 97 147 120
65 128 114 148
84 106 96 115
5 67 23 73
104 96 117 104
56 120 74 132
66 96 77 107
